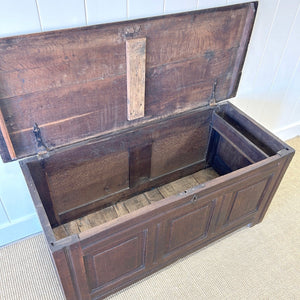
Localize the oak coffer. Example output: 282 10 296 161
0 2 294 299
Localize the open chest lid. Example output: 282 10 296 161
0 2 257 162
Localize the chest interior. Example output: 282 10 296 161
0 2 287 240
24 102 281 240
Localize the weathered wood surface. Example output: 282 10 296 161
0 108 16 160
0 3 256 161
41 108 211 224
212 111 268 163
53 167 219 239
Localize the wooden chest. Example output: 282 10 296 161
0 2 294 299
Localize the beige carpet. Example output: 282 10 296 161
0 137 299 300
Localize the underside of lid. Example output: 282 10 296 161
0 2 257 162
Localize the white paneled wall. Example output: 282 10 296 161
230 0 300 139
164 0 198 13
86 0 127 24
0 160 41 246
0 0 41 37
37 0 86 31
128 0 163 19
0 0 299 246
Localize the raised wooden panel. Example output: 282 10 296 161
151 126 209 178
129 144 152 187
215 174 274 229
83 230 147 292
166 204 211 253
93 236 141 286
228 178 269 223
160 198 216 258
47 150 129 217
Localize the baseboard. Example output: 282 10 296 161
0 214 42 247
273 121 300 141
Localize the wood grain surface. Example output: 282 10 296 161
53 167 219 239
0 3 256 161
0 108 16 160
126 38 146 120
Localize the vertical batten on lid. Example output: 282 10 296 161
126 37 146 121
0 108 16 160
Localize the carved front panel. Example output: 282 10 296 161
47 150 129 217
166 204 212 253
83 229 148 293
150 127 208 178
215 174 274 229
157 197 216 260
227 178 269 223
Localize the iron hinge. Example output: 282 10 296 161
209 79 218 106
33 123 50 157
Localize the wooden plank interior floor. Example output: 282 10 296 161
53 168 219 239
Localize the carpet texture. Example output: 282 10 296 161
0 137 299 300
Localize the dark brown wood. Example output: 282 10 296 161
0 128 11 162
19 158 57 244
75 151 291 299
0 3 256 161
129 144 152 187
6 3 295 300
53 168 219 239
27 160 59 226
20 100 294 299
32 108 211 225
53 242 90 300
82 226 151 298
212 111 268 162
255 148 294 225
59 159 207 224
53 249 78 300
208 130 252 175
47 149 129 215
227 2 257 97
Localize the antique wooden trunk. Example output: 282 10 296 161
0 2 294 299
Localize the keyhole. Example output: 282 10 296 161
192 195 198 203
